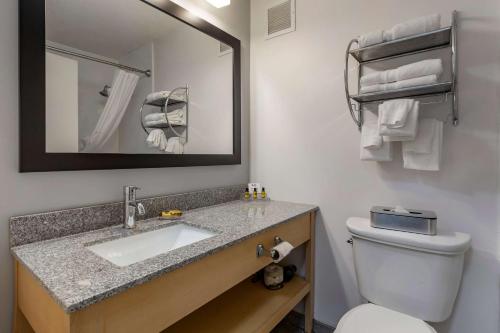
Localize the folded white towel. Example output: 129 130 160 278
403 119 443 171
360 112 392 161
379 101 419 141
165 137 184 154
358 30 385 48
360 59 443 86
144 113 165 122
361 120 383 149
379 99 414 129
146 90 186 104
385 14 441 41
146 129 168 151
360 75 438 94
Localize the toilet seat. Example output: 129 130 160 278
334 304 436 333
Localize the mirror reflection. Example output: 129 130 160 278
45 0 233 154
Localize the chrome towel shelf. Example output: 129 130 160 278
345 11 459 130
140 85 189 144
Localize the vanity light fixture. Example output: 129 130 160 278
206 0 230 8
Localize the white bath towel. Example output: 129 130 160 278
360 59 443 86
403 118 436 154
385 14 441 41
403 119 443 171
358 30 385 48
360 113 392 161
379 99 414 129
146 129 168 151
379 101 419 141
360 75 438 94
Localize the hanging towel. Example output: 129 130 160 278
403 119 443 171
358 30 385 48
385 14 441 41
360 59 443 86
379 99 414 129
403 118 436 154
360 112 392 161
146 129 168 151
360 75 438 94
361 121 383 149
165 137 184 154
379 101 419 141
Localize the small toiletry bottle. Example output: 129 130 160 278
244 188 250 200
253 188 258 200
261 187 267 200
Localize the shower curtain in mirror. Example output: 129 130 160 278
82 70 139 152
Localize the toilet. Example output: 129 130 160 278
334 217 471 333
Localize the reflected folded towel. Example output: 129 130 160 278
144 110 186 126
146 90 186 104
379 99 414 129
358 30 385 48
146 129 168 151
403 118 443 171
379 101 419 141
385 14 441 41
360 59 443 86
360 75 438 94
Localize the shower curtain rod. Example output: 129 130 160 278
45 45 152 77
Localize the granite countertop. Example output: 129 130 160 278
11 200 317 313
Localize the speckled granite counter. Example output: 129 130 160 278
11 200 317 313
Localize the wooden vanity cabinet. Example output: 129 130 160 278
13 212 316 333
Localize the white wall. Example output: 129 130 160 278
0 0 249 331
46 52 79 152
250 1 500 332
154 25 233 154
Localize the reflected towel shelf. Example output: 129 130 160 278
145 97 186 108
144 123 185 129
350 82 452 103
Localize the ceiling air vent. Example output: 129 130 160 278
266 0 296 39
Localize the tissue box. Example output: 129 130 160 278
370 206 437 235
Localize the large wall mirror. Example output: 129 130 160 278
20 0 241 172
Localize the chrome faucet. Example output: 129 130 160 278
123 186 146 229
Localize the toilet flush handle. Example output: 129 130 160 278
347 238 353 246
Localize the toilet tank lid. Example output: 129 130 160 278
347 217 471 255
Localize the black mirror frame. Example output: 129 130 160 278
19 0 241 172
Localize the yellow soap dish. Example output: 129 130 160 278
159 209 183 220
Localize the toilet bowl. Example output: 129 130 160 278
334 304 436 333
334 217 471 333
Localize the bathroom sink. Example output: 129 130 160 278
87 223 216 267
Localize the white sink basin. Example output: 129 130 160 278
87 223 216 267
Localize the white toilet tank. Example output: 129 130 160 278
347 217 471 323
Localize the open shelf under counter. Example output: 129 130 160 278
162 276 311 333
